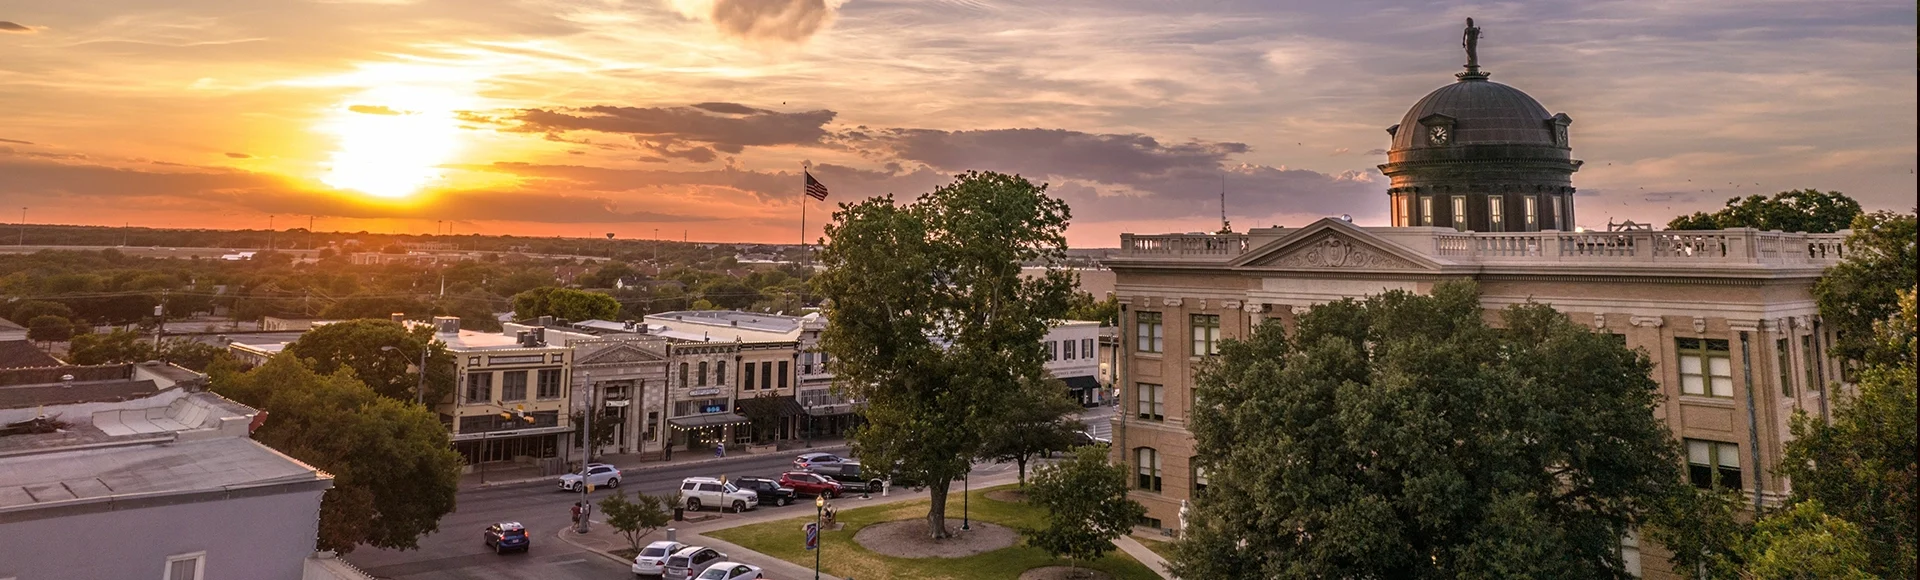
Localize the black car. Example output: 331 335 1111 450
732 476 797 507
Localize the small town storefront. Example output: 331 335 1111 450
1063 375 1104 407
451 413 568 476
668 412 750 456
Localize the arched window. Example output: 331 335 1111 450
716 361 727 385
679 363 689 387
697 361 709 386
1135 448 1162 491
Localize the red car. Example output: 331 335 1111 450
778 471 843 498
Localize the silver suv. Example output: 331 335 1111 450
679 477 759 513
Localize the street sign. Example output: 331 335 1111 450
804 523 819 551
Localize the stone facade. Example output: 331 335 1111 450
1107 221 1851 578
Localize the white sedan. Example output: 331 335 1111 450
696 562 762 580
632 540 685 576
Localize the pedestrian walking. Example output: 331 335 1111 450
570 502 582 525
715 442 725 457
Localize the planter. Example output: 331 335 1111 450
673 507 685 521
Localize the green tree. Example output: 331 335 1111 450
571 410 618 450
599 491 672 552
1667 189 1863 233
156 339 232 372
26 315 73 343
1813 211 1917 365
978 377 1083 486
511 286 621 321
319 294 436 321
697 280 763 310
815 171 1076 538
67 328 155 365
1024 446 1146 570
1171 281 1683 579
281 319 455 404
210 356 462 553
1741 500 1876 579
1062 291 1117 324
7 300 74 325
1777 287 1916 578
1644 485 1751 579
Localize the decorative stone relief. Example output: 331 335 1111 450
1291 305 1311 315
1692 317 1707 333
1592 313 1607 329
1222 300 1242 310
1163 297 1183 307
1631 315 1664 328
1198 300 1208 310
1268 235 1418 269
1729 319 1760 332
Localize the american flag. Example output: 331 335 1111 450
804 171 830 201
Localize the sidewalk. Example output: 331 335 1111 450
1115 535 1176 580
557 470 1024 580
462 439 851 489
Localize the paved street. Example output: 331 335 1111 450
345 407 1104 580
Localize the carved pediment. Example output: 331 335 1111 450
1256 233 1422 270
575 343 665 366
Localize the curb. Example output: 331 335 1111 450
553 524 636 568
469 444 853 489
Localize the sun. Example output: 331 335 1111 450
320 86 469 199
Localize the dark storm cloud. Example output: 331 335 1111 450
0 138 35 145
0 21 32 33
224 152 252 159
852 128 1249 185
491 104 835 151
707 0 836 44
348 104 404 116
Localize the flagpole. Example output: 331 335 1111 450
799 162 809 266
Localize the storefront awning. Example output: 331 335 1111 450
669 413 751 431
1062 375 1103 392
741 396 807 418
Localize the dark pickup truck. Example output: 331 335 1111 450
806 461 921 493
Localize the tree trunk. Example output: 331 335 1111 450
1016 456 1028 487
926 480 952 539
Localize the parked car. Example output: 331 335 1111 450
732 476 797 506
778 471 844 498
792 452 847 470
558 463 621 492
695 562 763 580
806 461 895 493
679 477 759 512
1071 429 1111 448
482 522 530 554
632 540 686 576
663 546 727 580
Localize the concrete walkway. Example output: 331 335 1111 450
1114 535 1176 580
556 470 1025 580
463 439 850 489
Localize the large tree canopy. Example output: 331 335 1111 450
510 286 621 322
281 319 455 405
1813 210 1917 365
210 355 462 553
1666 189 1862 233
814 171 1075 538
1171 281 1683 579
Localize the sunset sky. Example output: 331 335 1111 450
2 1 1913 246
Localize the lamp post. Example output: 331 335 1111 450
814 495 825 580
380 344 430 406
803 401 814 448
962 471 971 531
577 378 595 534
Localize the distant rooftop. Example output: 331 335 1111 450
0 362 206 410
0 340 62 370
648 311 820 334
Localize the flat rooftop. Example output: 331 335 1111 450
0 435 327 513
648 311 812 334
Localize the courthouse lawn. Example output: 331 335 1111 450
707 484 1159 580
1135 537 1176 561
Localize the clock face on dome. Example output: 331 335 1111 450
1428 125 1451 146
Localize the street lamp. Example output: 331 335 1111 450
380 344 429 405
814 495 826 580
962 471 971 531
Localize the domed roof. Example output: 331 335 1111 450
1390 78 1556 151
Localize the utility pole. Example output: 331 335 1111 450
268 215 275 250
576 380 595 533
18 207 25 246
153 290 167 349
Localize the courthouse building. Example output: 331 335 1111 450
1106 27 1850 579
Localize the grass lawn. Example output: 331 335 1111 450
1133 537 1176 561
707 484 1160 580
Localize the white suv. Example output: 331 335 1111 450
679 477 759 513
559 463 620 492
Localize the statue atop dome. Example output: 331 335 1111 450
1460 18 1487 80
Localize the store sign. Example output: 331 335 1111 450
687 388 721 397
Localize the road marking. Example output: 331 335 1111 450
551 558 588 565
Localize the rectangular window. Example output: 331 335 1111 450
1135 447 1162 491
1676 337 1734 397
762 362 774 391
1136 383 1164 421
1420 195 1434 226
465 372 492 403
1395 195 1410 227
1136 312 1163 353
716 361 726 385
679 363 689 387
1452 196 1468 231
777 360 789 389
743 362 757 390
1801 335 1820 392
1524 196 1539 231
696 361 708 386
1191 314 1221 356
1686 439 1742 490
501 370 528 401
1488 195 1505 230
1082 338 1095 359
1775 338 1794 397
1621 530 1643 578
1553 196 1566 230
1193 466 1209 493
164 552 205 580
537 369 562 399
1048 340 1058 361
1063 339 1076 360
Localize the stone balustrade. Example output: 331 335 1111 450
1115 228 1849 267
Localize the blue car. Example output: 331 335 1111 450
483 522 530 554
